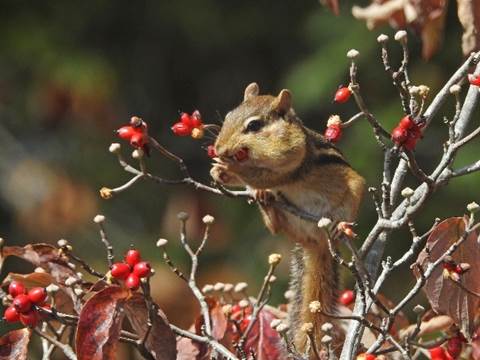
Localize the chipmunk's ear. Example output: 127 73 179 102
244 82 260 101
273 89 292 115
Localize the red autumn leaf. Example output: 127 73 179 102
0 244 77 283
124 292 177 360
76 285 129 360
0 329 31 360
415 217 480 339
241 308 282 360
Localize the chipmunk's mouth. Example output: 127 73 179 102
214 147 250 165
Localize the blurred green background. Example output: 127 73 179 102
0 0 478 357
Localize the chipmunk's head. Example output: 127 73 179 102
212 82 307 189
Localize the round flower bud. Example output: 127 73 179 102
327 115 342 127
222 304 233 315
413 305 425 314
417 85 430 97
284 290 295 301
467 202 480 213
321 335 333 344
318 217 332 229
132 148 144 159
74 288 84 296
202 284 214 294
321 322 334 332
234 282 248 293
156 238 168 247
65 276 78 287
93 215 105 224
223 283 234 292
268 253 282 265
449 84 461 94
46 284 59 294
301 322 314 333
99 187 113 199
377 34 389 43
409 86 420 95
191 127 204 140
109 143 121 154
266 275 277 283
238 299 250 309
309 300 322 313
394 30 407 43
213 282 225 292
401 187 414 198
57 239 68 248
347 49 359 59
202 215 215 224
177 212 189 221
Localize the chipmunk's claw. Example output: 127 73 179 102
254 189 275 206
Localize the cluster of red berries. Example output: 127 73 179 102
110 249 151 290
3 281 49 328
334 86 352 104
468 74 480 86
171 110 204 138
338 289 355 306
116 116 149 154
229 302 253 342
324 115 343 143
391 115 424 150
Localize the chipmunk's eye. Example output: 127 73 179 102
245 118 264 133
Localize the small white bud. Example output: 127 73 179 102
57 239 68 248
301 322 314 333
268 253 282 265
417 85 430 97
109 143 121 153
132 148 144 159
93 215 105 224
409 86 420 95
222 304 233 314
321 335 333 344
34 267 46 273
76 272 83 279
394 30 408 43
377 34 389 43
327 115 342 127
413 304 425 314
234 282 248 293
213 282 225 292
202 215 215 224
65 276 78 287
276 323 289 333
449 84 461 94
74 288 84 296
321 322 334 332
177 212 189 221
202 284 214 293
401 187 414 198
238 299 250 309
223 283 234 292
156 238 168 247
309 300 322 313
67 262 76 270
317 217 332 229
46 284 60 294
284 290 295 301
265 275 277 283
347 49 359 59
270 319 282 329
467 202 480 213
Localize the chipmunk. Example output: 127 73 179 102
210 83 365 356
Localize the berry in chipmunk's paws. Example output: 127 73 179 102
333 86 352 103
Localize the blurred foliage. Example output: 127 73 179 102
0 1 479 356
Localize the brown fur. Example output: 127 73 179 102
210 83 365 357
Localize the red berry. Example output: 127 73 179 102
28 287 47 304
391 126 408 145
399 116 414 129
429 347 447 360
20 310 38 328
191 110 203 128
207 145 217 158
334 87 351 103
117 126 137 140
4 306 20 323
234 148 249 162
357 353 376 360
13 294 32 314
125 249 141 266
404 129 420 151
172 122 192 136
125 273 140 290
111 262 131 279
325 124 342 143
133 261 151 278
8 281 26 297
130 132 147 148
180 112 193 128
468 74 480 86
339 290 355 306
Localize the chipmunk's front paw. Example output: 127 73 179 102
210 163 239 186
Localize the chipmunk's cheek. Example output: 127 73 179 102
234 147 249 162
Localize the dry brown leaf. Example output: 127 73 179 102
415 217 480 339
